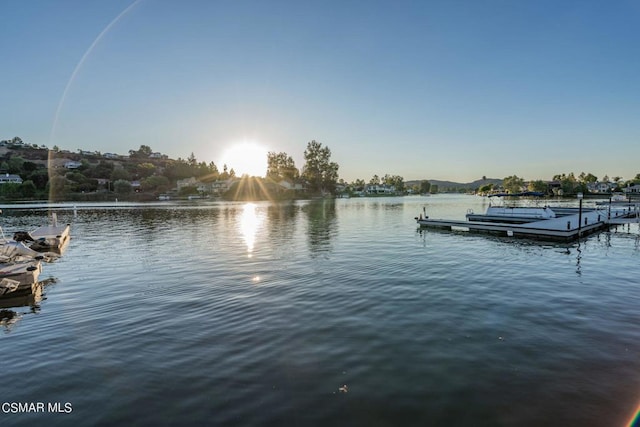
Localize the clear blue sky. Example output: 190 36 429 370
2 0 639 183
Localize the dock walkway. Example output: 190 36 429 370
417 207 636 241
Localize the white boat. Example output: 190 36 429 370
0 214 62 300
612 193 627 202
0 280 47 310
595 193 639 206
12 213 70 254
0 239 46 260
0 258 42 297
486 205 556 219
466 206 557 223
24 224 70 253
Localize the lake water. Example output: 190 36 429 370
1 195 640 427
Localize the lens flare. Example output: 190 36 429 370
219 142 268 177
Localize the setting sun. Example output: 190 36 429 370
219 142 268 177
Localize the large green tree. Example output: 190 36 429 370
27 169 49 190
528 180 548 193
503 175 525 194
136 162 156 179
21 180 37 198
113 179 132 194
129 145 153 159
553 172 579 195
266 151 299 181
0 183 22 199
352 178 365 191
302 140 339 194
382 174 405 192
141 175 170 192
111 167 131 181
578 172 598 183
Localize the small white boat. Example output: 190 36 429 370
466 206 557 223
25 224 70 253
485 206 556 219
0 240 43 259
595 193 639 206
12 213 70 254
0 258 42 296
0 213 61 300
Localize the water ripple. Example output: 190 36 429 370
1 197 639 426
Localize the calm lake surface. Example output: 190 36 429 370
1 194 640 426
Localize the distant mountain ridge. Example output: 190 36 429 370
406 178 502 190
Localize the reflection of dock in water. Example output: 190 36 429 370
0 281 47 331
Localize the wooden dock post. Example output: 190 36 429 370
577 193 583 238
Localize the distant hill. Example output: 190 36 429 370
405 178 502 191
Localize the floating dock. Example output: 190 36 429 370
0 212 70 304
28 223 71 254
417 206 639 242
0 282 42 309
12 212 71 255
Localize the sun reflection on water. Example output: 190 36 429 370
240 203 262 256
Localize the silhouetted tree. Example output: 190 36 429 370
267 151 299 181
302 140 339 194
503 175 525 193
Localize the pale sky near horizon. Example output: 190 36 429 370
2 0 639 183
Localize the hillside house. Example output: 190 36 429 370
587 182 616 193
0 174 23 184
210 178 236 195
277 180 305 192
177 177 198 190
365 184 396 195
623 184 640 194
64 161 83 169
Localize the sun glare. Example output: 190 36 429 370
219 142 268 177
240 202 262 256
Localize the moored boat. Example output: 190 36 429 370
0 213 67 302
466 206 557 223
0 258 42 298
12 213 71 254
0 239 45 260
0 281 43 311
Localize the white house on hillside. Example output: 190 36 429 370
64 161 82 169
587 182 616 193
209 179 235 195
177 177 198 190
277 180 305 191
176 177 236 195
0 174 22 184
365 184 396 194
623 184 640 194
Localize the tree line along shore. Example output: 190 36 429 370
1 136 639 202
